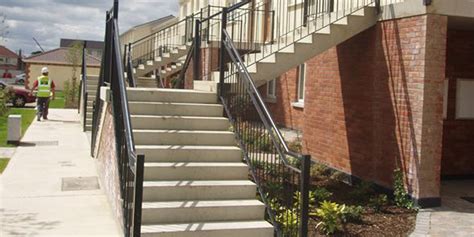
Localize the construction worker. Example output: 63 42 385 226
30 67 55 121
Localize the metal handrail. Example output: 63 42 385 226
222 29 302 167
91 1 144 236
81 41 88 132
177 40 195 87
221 27 311 237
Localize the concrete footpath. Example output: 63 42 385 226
0 109 120 236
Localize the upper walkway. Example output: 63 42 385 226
0 109 120 236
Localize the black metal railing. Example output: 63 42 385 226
125 43 136 87
90 1 144 236
220 27 311 236
129 10 203 69
80 41 88 131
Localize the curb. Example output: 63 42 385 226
409 209 432 237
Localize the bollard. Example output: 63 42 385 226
7 114 21 145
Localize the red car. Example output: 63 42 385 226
0 81 37 107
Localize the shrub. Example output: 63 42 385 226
342 205 364 222
269 197 299 234
313 201 344 235
349 181 374 202
287 138 302 153
369 194 388 212
0 88 11 116
393 168 415 209
310 163 332 178
64 80 79 108
313 187 333 202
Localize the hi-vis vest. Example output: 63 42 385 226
37 76 52 98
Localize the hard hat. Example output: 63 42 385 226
41 67 49 74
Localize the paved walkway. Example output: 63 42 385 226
411 180 474 237
0 109 121 236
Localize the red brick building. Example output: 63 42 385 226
261 8 473 207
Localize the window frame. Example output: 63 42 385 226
297 63 306 102
455 78 474 120
267 78 276 99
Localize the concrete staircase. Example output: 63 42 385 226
83 75 99 131
127 88 273 236
134 45 188 78
243 7 379 86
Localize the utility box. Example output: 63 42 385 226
7 114 21 145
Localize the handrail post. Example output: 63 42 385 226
299 155 311 237
303 0 308 27
132 154 145 237
218 8 228 98
123 44 127 68
193 19 201 82
113 0 119 19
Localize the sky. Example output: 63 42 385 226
0 0 179 56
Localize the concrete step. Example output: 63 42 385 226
129 101 223 117
131 115 230 131
142 180 257 202
144 162 248 181
134 130 236 146
141 220 273 237
141 200 265 224
127 88 217 104
85 124 92 131
135 145 242 163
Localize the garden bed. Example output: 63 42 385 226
308 175 416 236
252 161 416 236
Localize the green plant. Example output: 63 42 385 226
313 201 344 235
65 41 82 104
287 138 302 153
349 181 374 202
170 77 181 88
265 181 284 195
369 194 388 212
313 187 333 202
341 205 364 222
330 170 346 182
63 80 79 108
0 88 11 116
268 197 299 234
393 168 415 209
276 207 299 234
310 163 332 178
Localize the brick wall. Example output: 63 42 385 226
266 14 447 201
95 104 123 231
443 29 474 176
262 69 304 130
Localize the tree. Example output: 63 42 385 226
30 51 42 56
64 41 83 107
0 13 9 45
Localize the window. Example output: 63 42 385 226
267 79 276 98
297 63 306 102
291 63 306 108
456 78 474 119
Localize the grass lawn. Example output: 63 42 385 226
0 158 10 173
49 91 65 109
0 108 36 147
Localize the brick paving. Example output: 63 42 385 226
411 180 474 237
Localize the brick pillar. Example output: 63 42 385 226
413 14 447 206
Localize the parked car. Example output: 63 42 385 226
0 82 36 107
15 73 26 85
0 80 7 90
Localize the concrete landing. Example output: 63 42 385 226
0 109 121 237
